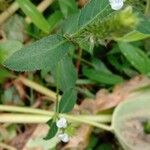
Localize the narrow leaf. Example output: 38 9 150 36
16 0 50 33
3 35 73 71
59 88 77 113
83 68 123 85
118 42 150 74
115 31 150 42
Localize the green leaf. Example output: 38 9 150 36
4 35 73 71
52 55 77 91
136 18 150 34
58 0 78 17
118 42 150 74
83 68 123 85
16 0 50 33
63 0 112 35
47 11 63 32
59 88 77 113
44 119 58 140
115 31 150 42
0 67 11 84
0 40 23 63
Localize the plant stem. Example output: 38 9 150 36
55 63 60 115
0 105 54 116
0 2 19 25
18 76 60 102
0 105 112 131
0 113 112 131
0 105 112 122
25 0 54 23
62 114 113 132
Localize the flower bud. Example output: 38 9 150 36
109 0 124 10
58 133 69 143
56 117 67 128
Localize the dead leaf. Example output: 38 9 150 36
61 125 92 150
80 76 150 113
10 125 36 150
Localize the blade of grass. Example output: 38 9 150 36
16 0 50 33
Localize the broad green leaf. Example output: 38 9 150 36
52 55 77 92
83 68 123 85
44 119 58 140
4 35 73 71
112 90 150 150
0 40 23 63
118 42 150 74
63 0 112 35
59 88 77 113
16 0 50 33
115 31 150 42
58 0 78 17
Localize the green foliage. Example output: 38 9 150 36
47 11 63 32
52 56 77 92
0 40 23 63
58 0 78 17
59 88 77 113
16 0 50 33
136 17 150 34
0 68 11 84
144 121 150 134
44 119 58 140
2 0 150 143
4 35 73 71
83 68 123 85
118 42 150 74
115 31 150 42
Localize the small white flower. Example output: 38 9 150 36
56 117 67 128
109 0 124 10
58 133 69 143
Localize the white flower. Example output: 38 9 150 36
58 133 69 143
56 117 67 128
109 0 124 10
